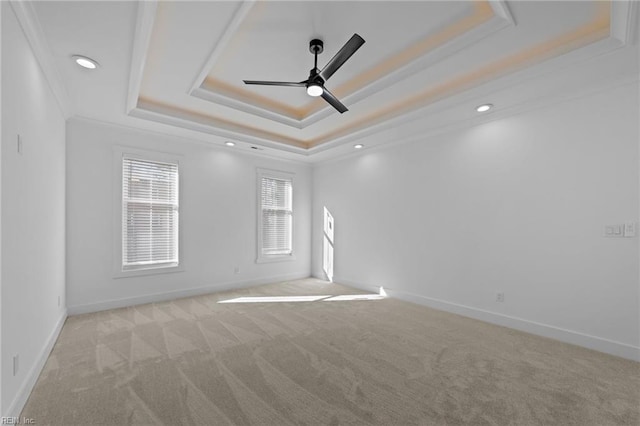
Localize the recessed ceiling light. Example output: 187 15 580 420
475 104 493 112
225 141 235 147
72 55 98 69
354 144 364 149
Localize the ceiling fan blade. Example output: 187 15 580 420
243 80 306 87
320 33 365 81
321 88 348 114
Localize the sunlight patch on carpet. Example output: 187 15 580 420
218 294 385 303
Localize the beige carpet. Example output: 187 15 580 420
22 278 639 425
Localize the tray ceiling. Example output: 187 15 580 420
22 0 639 161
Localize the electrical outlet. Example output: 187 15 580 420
496 292 505 303
234 266 240 274
13 355 19 376
17 134 23 155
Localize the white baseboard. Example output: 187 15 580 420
4 309 68 418
334 276 640 362
331 276 380 293
68 272 311 315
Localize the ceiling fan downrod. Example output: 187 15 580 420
309 39 323 72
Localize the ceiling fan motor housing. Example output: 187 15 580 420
308 72 324 84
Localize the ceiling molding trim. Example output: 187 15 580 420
306 2 612 148
131 99 309 152
488 0 516 26
130 106 305 155
191 87 304 129
188 0 256 94
298 9 515 128
611 0 638 45
311 74 639 164
9 0 72 118
135 24 618 156
128 60 638 164
71 115 310 164
192 1 497 126
125 0 157 114
132 0 618 155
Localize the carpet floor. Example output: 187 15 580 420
21 278 639 425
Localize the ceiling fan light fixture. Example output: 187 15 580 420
306 84 323 97
72 55 98 69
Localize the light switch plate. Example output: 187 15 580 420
604 224 626 238
624 222 637 238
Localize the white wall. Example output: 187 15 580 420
312 82 640 360
636 11 640 359
66 118 311 312
1 2 67 415
0 2 4 414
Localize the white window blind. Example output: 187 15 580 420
260 175 293 256
122 157 179 270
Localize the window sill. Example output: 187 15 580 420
256 254 296 264
113 264 184 279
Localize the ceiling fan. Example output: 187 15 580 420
243 34 365 114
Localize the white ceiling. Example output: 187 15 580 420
20 0 640 162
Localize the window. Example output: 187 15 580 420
122 156 179 271
257 169 294 262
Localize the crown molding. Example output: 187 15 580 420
128 0 629 160
70 115 310 164
125 0 157 114
9 0 72 118
188 0 256 94
488 0 515 26
307 36 629 156
298 5 514 129
129 61 638 166
611 0 638 45
305 1 615 149
191 86 305 128
312 74 639 165
188 1 504 128
129 104 308 156
134 32 624 158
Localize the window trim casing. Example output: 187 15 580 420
256 168 296 264
113 146 184 278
